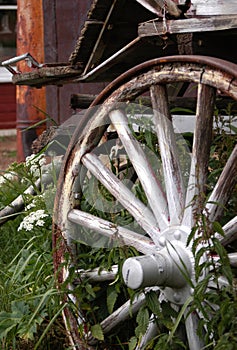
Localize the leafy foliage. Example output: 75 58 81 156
0 154 69 349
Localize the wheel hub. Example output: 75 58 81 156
122 226 194 304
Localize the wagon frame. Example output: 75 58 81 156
1 1 237 349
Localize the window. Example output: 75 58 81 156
0 0 17 82
0 0 17 60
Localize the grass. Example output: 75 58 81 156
0 153 70 349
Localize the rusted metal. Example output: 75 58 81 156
16 0 46 161
2 52 43 74
78 55 237 109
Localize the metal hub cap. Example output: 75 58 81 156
122 226 195 304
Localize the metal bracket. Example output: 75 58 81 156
1 53 44 75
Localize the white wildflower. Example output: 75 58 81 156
18 209 49 232
25 201 36 211
25 153 46 176
25 195 44 211
36 219 45 227
0 171 16 185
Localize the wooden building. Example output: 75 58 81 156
0 1 16 130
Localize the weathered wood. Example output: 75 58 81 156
12 65 83 87
109 109 168 230
81 152 161 245
185 309 205 349
70 93 237 112
68 209 156 254
194 84 215 191
136 0 237 16
135 0 181 17
138 15 237 36
150 84 185 225
108 61 237 103
191 0 237 16
74 265 118 283
206 144 237 222
182 84 216 227
228 253 237 267
70 93 96 109
88 287 159 344
217 216 237 246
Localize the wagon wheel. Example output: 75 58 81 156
53 56 237 350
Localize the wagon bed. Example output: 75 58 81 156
6 0 237 87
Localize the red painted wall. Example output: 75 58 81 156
0 83 16 129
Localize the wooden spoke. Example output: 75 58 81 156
68 209 156 254
150 84 185 225
218 216 237 246
206 144 237 222
228 253 237 267
185 310 205 350
109 108 169 231
134 317 158 350
87 298 144 345
88 287 159 345
183 84 216 227
74 266 118 283
81 152 161 245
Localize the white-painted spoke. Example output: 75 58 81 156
81 152 161 245
68 209 156 254
74 265 118 283
185 310 205 350
183 84 216 227
135 317 158 350
150 84 185 225
109 108 169 231
228 253 237 267
206 144 237 222
214 216 237 245
87 287 159 345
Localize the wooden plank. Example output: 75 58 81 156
191 0 237 15
138 15 237 36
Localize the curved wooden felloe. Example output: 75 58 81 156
53 56 237 349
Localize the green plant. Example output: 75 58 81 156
0 153 69 349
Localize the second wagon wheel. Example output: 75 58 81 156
53 56 237 350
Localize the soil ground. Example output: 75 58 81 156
0 134 17 173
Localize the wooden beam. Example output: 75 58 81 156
138 15 237 36
69 94 237 113
192 0 237 16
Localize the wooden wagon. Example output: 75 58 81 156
2 1 237 349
